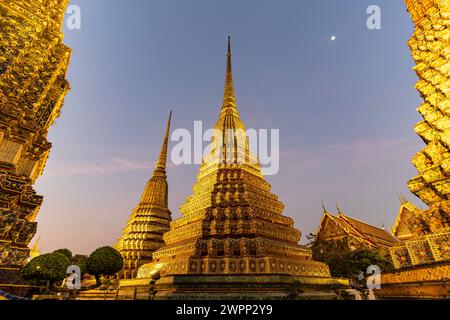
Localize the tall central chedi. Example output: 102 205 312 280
121 37 346 299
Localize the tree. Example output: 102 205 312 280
71 254 88 276
21 252 71 288
306 233 393 288
53 248 73 260
86 246 123 287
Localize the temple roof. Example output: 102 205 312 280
317 211 400 248
339 214 399 245
392 200 421 241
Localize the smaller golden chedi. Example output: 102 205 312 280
114 112 172 279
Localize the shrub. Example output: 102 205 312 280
86 246 123 287
71 254 88 276
21 252 71 288
53 248 73 260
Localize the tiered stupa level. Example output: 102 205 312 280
387 0 450 269
0 0 71 278
114 112 172 279
124 38 346 299
375 0 450 299
407 0 450 207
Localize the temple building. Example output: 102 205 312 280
316 207 399 250
119 37 348 299
375 0 450 299
114 112 173 279
391 195 422 242
0 0 71 282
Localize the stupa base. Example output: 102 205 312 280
0 267 38 298
119 274 349 300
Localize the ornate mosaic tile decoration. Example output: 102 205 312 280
428 231 450 260
405 0 450 206
0 0 71 268
406 239 435 265
387 1 450 270
390 246 413 269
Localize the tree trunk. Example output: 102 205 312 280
95 275 101 287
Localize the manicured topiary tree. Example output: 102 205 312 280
86 246 123 287
71 254 88 276
21 252 71 288
53 248 73 260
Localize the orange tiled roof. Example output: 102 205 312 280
338 214 400 246
317 211 400 248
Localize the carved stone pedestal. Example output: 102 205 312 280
119 274 349 300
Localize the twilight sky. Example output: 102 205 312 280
34 0 423 255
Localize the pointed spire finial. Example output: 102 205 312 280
222 36 236 110
336 202 342 214
398 193 407 204
154 110 172 175
321 201 327 213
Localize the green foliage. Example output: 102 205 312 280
71 254 88 275
21 252 71 286
99 278 114 291
307 233 393 280
287 280 304 299
86 246 123 278
53 248 73 260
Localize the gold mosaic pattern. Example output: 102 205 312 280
0 0 70 267
406 239 435 265
405 0 450 205
428 231 450 260
390 246 413 269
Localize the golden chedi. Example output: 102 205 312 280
114 112 173 279
120 37 347 299
389 0 450 268
0 0 71 279
376 0 450 298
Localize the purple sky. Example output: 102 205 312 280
33 0 424 255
